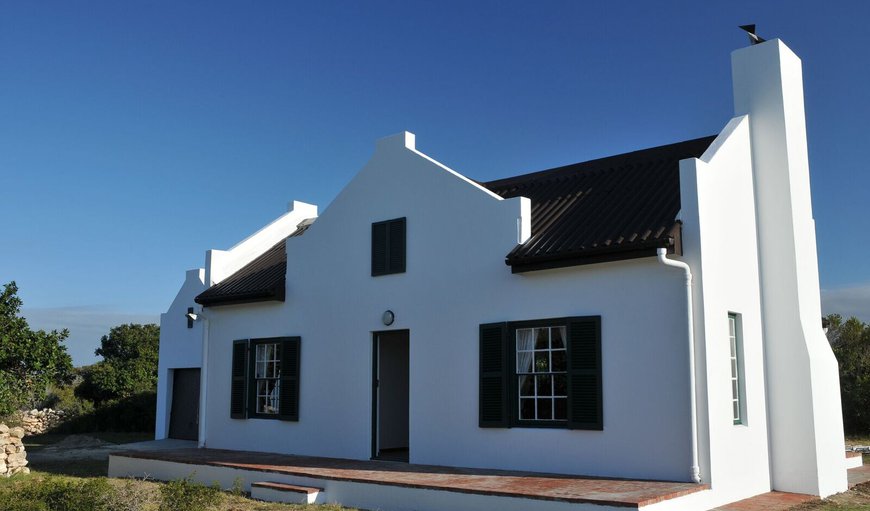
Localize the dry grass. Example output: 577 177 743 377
2 471 358 511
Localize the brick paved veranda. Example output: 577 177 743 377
113 447 708 508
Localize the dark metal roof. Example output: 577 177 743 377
195 222 312 307
483 136 716 273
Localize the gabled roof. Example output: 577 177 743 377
195 222 312 307
196 136 715 306
482 136 715 273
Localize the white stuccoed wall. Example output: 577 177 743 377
155 268 207 439
201 132 694 482
679 115 772 507
732 39 847 496
155 201 318 440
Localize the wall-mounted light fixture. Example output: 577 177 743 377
382 310 395 326
186 307 204 328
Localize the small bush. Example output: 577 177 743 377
17 477 115 511
104 478 155 511
230 476 246 497
159 474 223 511
41 382 94 418
0 495 50 511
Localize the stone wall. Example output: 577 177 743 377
19 408 65 435
0 424 28 477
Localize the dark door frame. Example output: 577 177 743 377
371 329 409 460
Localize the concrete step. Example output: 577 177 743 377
846 450 864 469
250 481 322 504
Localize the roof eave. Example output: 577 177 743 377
507 222 682 274
195 284 286 307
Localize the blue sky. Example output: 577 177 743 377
2 1 868 365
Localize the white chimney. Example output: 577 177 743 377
732 39 847 497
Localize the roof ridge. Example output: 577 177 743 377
481 135 716 189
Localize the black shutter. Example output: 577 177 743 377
388 218 406 273
479 322 509 427
372 217 406 276
567 317 602 430
230 340 249 419
278 337 301 421
372 222 388 276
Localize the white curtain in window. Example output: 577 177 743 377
516 329 536 373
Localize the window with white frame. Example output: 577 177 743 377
230 336 300 421
728 313 745 425
516 326 568 422
479 316 601 430
254 342 281 415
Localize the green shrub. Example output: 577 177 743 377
75 324 159 406
53 391 155 433
41 382 94 418
17 477 114 511
0 495 50 511
159 474 222 511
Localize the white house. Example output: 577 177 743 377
150 38 849 509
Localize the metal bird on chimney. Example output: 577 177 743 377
739 24 766 45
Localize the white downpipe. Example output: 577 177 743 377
197 313 209 448
657 248 701 483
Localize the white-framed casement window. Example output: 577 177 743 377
479 316 601 430
254 342 281 415
516 326 568 422
231 337 300 421
728 313 746 425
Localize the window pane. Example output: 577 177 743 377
535 352 549 373
517 351 533 373
537 398 553 420
520 399 535 420
519 375 534 397
516 329 535 351
535 328 549 349
554 375 567 396
537 375 553 396
733 401 740 421
554 398 567 420
551 350 567 372
552 327 565 349
256 345 266 363
732 380 739 399
268 382 280 413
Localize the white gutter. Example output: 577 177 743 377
197 312 209 448
656 248 701 484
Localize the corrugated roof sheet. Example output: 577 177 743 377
483 136 715 272
195 222 311 307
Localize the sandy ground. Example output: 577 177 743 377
28 435 195 462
